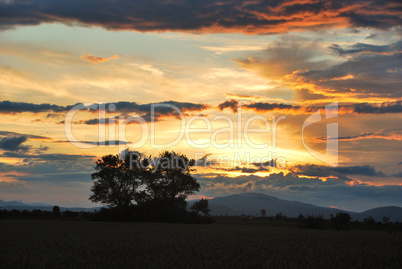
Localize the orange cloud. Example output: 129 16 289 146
80 54 118 64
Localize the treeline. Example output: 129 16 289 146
214 212 402 232
296 213 402 232
1 208 401 232
0 207 87 220
0 206 213 223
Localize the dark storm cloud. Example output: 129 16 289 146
0 131 52 140
333 166 384 176
2 151 96 161
291 164 385 177
78 118 118 125
329 41 402 55
0 152 96 183
251 159 277 168
0 100 68 114
218 99 239 113
0 136 29 152
299 52 402 98
339 9 402 30
75 101 209 124
0 131 129 148
109 101 208 114
306 101 402 114
13 173 92 183
0 100 209 123
219 99 402 115
195 154 219 167
0 0 401 33
75 140 131 146
244 102 299 112
348 101 402 114
215 166 270 174
235 37 401 100
316 130 402 142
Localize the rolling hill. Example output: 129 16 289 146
198 193 402 221
204 193 353 218
352 206 402 222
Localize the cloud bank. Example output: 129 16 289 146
0 100 209 122
1 0 401 33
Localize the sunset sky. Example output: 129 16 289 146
1 0 401 212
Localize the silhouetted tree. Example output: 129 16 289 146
382 216 390 224
261 209 266 217
191 198 210 215
89 153 148 208
52 205 60 218
139 151 200 210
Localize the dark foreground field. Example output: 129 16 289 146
0 220 401 268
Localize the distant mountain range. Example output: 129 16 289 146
2 193 402 221
0 199 51 207
0 199 99 212
192 193 402 222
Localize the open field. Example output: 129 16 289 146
0 220 401 268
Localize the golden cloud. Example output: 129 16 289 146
80 54 118 64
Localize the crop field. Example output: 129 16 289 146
0 220 401 268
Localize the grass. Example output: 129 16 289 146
0 220 401 268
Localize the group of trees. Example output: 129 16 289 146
296 212 401 231
89 151 211 222
297 213 353 230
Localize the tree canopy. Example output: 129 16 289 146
89 150 206 222
139 151 200 208
89 154 146 208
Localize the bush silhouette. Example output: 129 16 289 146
191 198 210 216
52 206 60 218
297 214 326 229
